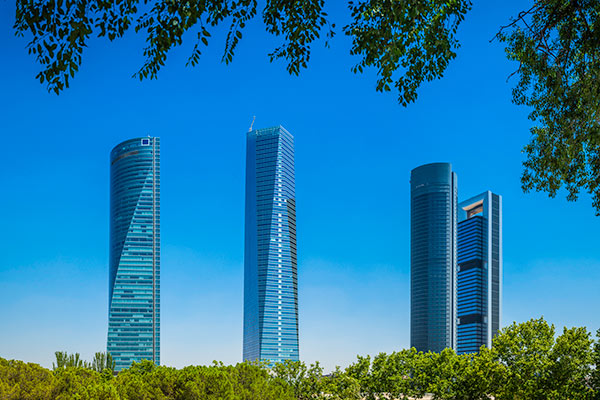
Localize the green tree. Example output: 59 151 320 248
345 349 489 400
52 351 69 370
229 362 295 400
114 359 169 400
52 351 90 370
452 347 502 400
91 352 116 374
13 0 470 105
491 317 556 399
344 355 372 397
271 359 325 399
174 364 236 400
0 357 55 400
421 348 464 400
347 350 423 400
52 367 119 400
0 333 598 400
496 0 600 214
546 326 594 400
489 319 597 400
321 367 361 400
395 348 490 400
592 329 600 398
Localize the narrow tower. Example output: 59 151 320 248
108 137 160 372
456 191 502 354
243 126 299 364
410 163 457 352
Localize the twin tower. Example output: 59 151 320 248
107 127 299 372
410 163 502 354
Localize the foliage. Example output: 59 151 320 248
0 358 55 400
53 351 90 370
321 366 361 400
344 0 471 105
496 0 600 214
91 351 116 374
547 326 594 400
12 0 333 94
452 347 500 400
0 317 598 399
52 367 118 400
53 350 114 374
491 318 596 400
13 0 471 107
490 317 557 399
346 349 420 399
592 329 600 395
271 359 325 399
342 317 597 400
344 348 495 400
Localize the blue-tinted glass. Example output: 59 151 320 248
410 163 457 352
243 126 299 364
108 137 160 371
456 191 502 355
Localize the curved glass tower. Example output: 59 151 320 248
243 126 299 364
108 137 160 372
410 163 457 352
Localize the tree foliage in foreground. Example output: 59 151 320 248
12 0 470 106
496 0 600 215
11 0 600 214
1 317 600 400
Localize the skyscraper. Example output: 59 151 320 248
456 191 502 354
243 126 299 364
410 163 457 352
108 137 160 372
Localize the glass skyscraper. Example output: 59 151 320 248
108 137 160 372
456 191 502 354
410 163 457 352
243 126 299 364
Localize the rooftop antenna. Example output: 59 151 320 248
248 116 256 132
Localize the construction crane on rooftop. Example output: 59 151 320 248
248 116 256 132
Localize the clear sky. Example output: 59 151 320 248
0 1 598 372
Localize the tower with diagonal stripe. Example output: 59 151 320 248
108 137 160 371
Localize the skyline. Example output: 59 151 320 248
1 0 600 373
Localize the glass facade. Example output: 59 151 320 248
108 137 160 372
243 126 299 364
456 191 502 354
410 163 457 352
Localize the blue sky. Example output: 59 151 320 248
0 1 598 372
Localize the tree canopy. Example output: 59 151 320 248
13 0 470 105
12 0 600 213
1 317 600 399
496 0 600 215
